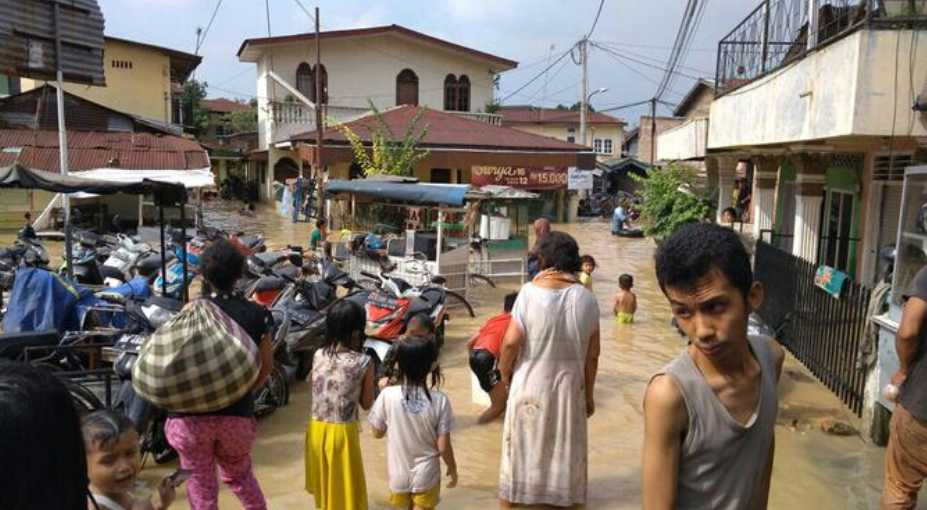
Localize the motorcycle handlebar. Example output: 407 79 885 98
360 271 381 281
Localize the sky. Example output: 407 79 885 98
100 0 758 127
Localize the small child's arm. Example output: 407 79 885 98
466 333 479 351
631 294 638 315
612 295 620 316
438 434 458 488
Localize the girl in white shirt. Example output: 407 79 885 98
369 337 458 510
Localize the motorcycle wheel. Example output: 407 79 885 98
255 363 289 419
444 290 476 318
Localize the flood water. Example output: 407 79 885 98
26 199 917 508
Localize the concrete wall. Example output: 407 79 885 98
709 30 927 150
505 122 623 161
21 39 172 122
657 118 709 161
638 116 686 164
254 33 497 135
683 87 714 120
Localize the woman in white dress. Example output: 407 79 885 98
498 231 601 508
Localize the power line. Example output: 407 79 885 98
499 47 575 104
597 99 654 113
593 41 713 76
292 0 316 22
593 43 702 82
195 0 224 55
593 41 716 53
587 0 607 39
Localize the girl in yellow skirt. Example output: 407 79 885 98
306 299 376 510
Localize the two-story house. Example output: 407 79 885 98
706 0 927 440
16 36 200 128
236 24 518 199
498 106 626 162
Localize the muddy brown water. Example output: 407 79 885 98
5 200 918 508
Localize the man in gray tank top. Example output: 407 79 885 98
642 223 785 510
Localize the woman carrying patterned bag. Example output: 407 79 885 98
162 239 274 510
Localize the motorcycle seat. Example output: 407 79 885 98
255 276 287 293
238 235 263 248
256 252 285 267
0 331 60 361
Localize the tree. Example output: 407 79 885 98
181 79 209 132
220 107 257 134
332 99 429 177
632 162 711 241
553 102 596 113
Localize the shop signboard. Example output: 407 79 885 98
471 165 567 190
567 167 594 190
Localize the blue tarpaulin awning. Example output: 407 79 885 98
325 179 471 207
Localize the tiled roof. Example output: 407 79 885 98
237 25 517 70
0 130 209 172
291 106 592 152
499 107 626 126
202 98 252 114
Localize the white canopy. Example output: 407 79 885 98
71 168 216 189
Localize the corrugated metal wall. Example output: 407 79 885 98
0 0 105 86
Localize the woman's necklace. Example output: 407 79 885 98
533 268 580 285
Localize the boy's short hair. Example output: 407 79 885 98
655 222 753 298
581 254 596 267
721 207 737 218
316 219 325 228
619 274 634 290
503 292 518 313
81 410 137 450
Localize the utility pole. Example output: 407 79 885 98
314 6 325 223
53 1 73 279
579 38 588 147
649 97 657 165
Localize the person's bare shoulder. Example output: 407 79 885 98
645 374 687 428
766 338 786 381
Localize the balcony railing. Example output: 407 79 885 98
450 111 504 126
716 0 927 97
268 102 371 126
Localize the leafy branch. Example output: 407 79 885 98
330 100 429 177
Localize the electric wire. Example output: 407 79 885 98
593 43 703 82
587 0 607 39
195 0 224 55
500 46 576 104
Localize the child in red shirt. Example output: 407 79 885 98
467 293 518 424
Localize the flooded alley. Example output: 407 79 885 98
138 202 917 509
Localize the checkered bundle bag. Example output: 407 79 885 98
132 299 260 413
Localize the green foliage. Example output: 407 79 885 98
219 107 257 134
332 100 429 177
632 163 710 241
554 102 596 113
485 100 501 114
181 79 209 132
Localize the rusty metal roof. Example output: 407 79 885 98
202 98 253 114
291 106 593 152
499 107 626 126
0 130 209 172
0 0 106 86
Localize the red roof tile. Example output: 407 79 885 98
291 106 592 152
237 25 517 70
0 130 209 172
499 107 626 126
202 98 253 114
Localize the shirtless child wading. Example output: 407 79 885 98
642 222 785 510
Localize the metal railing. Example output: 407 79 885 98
716 0 927 96
268 102 370 126
754 240 871 415
450 111 504 126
